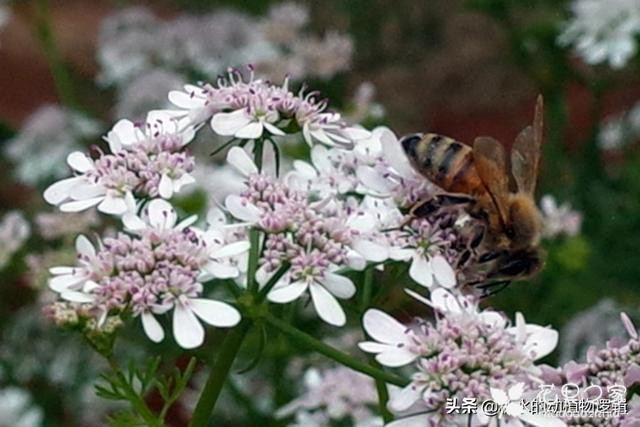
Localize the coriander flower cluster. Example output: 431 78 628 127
541 313 640 426
46 200 243 349
44 110 196 215
360 289 560 426
558 0 640 69
169 68 369 147
223 147 371 326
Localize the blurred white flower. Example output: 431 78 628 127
276 367 382 427
0 211 30 270
597 100 640 150
559 0 640 69
34 210 99 241
0 1 10 31
0 387 43 427
540 195 583 238
5 105 101 185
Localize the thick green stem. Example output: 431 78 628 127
360 268 393 422
262 312 408 387
246 229 261 294
34 0 78 108
253 139 264 171
190 320 252 427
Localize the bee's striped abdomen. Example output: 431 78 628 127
402 133 484 195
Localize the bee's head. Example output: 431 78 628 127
400 133 423 159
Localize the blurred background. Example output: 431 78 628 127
1 0 640 425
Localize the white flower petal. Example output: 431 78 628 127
227 146 258 176
263 121 286 136
49 274 85 292
524 326 559 360
190 298 241 328
168 90 204 109
211 109 252 136
75 234 95 257
376 348 418 367
210 241 250 258
107 119 138 151
203 261 239 279
61 197 103 212
358 341 393 354
158 174 174 199
66 152 94 173
381 127 414 176
172 304 204 349
44 177 84 205
318 272 355 299
389 384 422 412
172 173 196 192
362 309 410 345
147 199 177 230
309 282 346 326
60 290 94 303
97 195 128 215
49 266 75 275
356 166 392 194
123 212 147 232
409 254 433 288
141 312 164 343
235 121 264 139
352 239 389 263
268 280 308 303
431 255 457 288
225 194 261 223
69 182 105 200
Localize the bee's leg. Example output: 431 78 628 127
489 253 539 278
457 249 472 267
478 250 507 263
477 280 511 298
411 193 475 218
469 225 485 249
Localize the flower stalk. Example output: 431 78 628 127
262 311 409 387
189 319 253 427
360 268 393 422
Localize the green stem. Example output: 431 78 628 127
253 139 264 171
257 263 290 301
190 320 252 427
262 312 408 387
247 229 261 294
360 268 393 422
33 0 78 108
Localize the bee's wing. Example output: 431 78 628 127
511 96 543 195
472 136 510 226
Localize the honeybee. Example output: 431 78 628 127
400 96 544 285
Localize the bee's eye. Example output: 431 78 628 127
400 134 423 158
